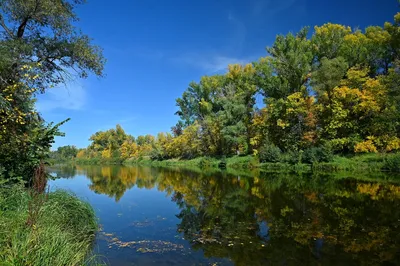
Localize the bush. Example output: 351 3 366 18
259 144 282 163
303 145 334 164
198 157 215 168
226 156 259 169
149 149 167 161
281 150 303 164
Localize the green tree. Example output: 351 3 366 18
0 0 105 91
0 0 105 183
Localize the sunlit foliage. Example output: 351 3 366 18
75 13 400 163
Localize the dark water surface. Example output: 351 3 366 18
48 165 400 265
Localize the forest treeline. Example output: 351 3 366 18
54 13 400 166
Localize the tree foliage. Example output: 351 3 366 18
0 0 104 183
73 12 400 163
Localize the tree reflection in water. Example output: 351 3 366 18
75 165 400 265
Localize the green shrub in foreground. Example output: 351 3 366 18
0 187 100 266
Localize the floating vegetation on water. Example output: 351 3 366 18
130 216 167 228
192 235 222 245
101 232 185 254
130 219 154 228
185 231 268 248
156 215 167 221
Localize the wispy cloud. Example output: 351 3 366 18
173 53 252 74
227 11 247 52
261 0 298 16
36 81 86 112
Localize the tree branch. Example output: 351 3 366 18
0 14 14 38
17 17 30 38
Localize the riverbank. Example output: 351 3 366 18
68 152 400 174
125 153 400 173
0 186 99 266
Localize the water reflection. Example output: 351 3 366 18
55 165 400 265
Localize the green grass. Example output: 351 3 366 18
0 186 101 266
313 153 393 172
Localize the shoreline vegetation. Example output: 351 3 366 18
61 152 400 175
0 186 99 265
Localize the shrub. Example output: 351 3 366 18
226 156 259 169
259 144 282 163
303 145 334 164
281 150 303 164
198 157 215 168
354 139 378 153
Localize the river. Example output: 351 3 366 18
48 165 400 265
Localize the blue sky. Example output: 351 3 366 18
36 0 398 149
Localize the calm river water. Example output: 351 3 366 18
48 165 400 265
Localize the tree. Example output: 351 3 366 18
312 23 351 60
311 57 348 97
50 145 78 161
88 125 132 159
264 27 313 98
175 75 225 127
0 0 105 183
0 0 105 91
53 12 400 164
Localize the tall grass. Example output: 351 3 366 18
0 186 100 266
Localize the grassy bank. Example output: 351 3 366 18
124 156 259 169
0 186 99 266
124 153 400 173
65 152 400 175
74 157 124 165
313 153 400 172
124 156 314 173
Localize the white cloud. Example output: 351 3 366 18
36 81 86 112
